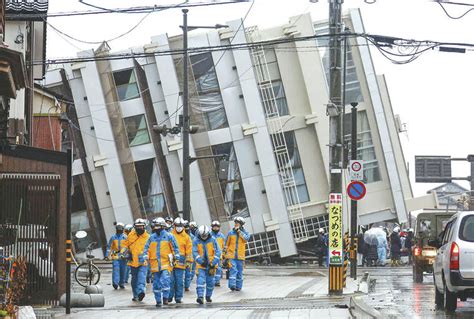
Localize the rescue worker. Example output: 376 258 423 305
225 216 250 291
184 220 194 291
120 218 150 301
185 221 198 291
189 221 198 237
211 220 225 287
104 222 127 289
165 216 173 232
193 225 221 304
143 217 179 307
315 228 328 267
123 224 133 284
390 227 402 266
169 217 193 303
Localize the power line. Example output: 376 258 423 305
45 1 190 45
33 31 474 67
33 32 361 65
6 1 252 19
437 1 474 19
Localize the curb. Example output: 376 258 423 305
349 295 381 319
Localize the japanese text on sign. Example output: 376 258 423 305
329 193 343 265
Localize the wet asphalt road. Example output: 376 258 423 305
361 266 474 318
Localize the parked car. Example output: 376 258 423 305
412 212 454 282
433 211 474 312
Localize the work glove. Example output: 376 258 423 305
211 257 219 268
196 256 204 265
186 261 193 269
138 255 147 264
208 266 217 276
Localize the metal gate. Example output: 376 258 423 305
0 173 60 305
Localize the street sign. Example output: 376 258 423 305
329 193 343 265
349 160 364 181
347 181 366 201
415 156 452 183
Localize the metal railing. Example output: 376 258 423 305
246 27 309 243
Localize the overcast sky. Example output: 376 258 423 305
45 0 473 197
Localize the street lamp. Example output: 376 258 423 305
180 9 228 221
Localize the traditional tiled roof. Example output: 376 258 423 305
6 0 49 14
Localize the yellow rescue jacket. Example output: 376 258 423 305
225 228 250 260
144 230 179 273
171 229 193 269
193 236 221 271
105 233 127 260
120 229 150 267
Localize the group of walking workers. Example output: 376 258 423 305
104 216 250 307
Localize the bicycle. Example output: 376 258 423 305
74 242 101 287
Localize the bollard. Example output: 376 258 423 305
60 293 105 308
84 285 103 294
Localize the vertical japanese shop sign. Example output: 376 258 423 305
329 193 343 265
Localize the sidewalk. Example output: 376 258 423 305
35 266 357 318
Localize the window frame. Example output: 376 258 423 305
123 114 151 147
113 68 140 101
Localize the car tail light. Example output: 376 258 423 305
450 242 459 270
414 247 421 256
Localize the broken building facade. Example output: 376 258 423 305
46 10 414 258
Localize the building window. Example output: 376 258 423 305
254 49 289 116
134 159 166 218
343 111 381 183
212 143 248 218
189 53 228 131
113 69 140 101
246 231 279 258
314 24 364 105
123 114 151 147
196 142 248 220
283 131 310 204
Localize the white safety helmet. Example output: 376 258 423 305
115 222 125 231
233 216 245 225
211 220 221 227
319 228 325 233
124 224 133 232
189 221 198 229
198 225 211 239
152 217 167 228
408 228 413 233
174 217 185 226
134 218 147 227
393 226 400 233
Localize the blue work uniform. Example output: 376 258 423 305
211 230 226 285
144 231 180 305
185 232 196 289
105 232 128 287
193 235 221 299
225 228 250 290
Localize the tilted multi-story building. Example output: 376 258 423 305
46 9 417 258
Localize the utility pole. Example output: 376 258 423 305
350 102 358 279
328 0 344 295
182 8 191 221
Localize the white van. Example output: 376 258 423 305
433 211 474 312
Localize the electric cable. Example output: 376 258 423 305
33 32 362 65
437 1 474 19
46 1 189 45
7 1 253 19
